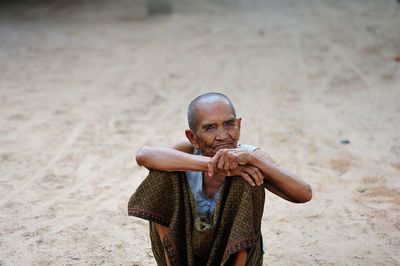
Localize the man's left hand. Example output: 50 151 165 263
208 148 253 177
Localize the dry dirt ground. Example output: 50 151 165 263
0 0 399 265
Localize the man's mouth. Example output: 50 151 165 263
213 143 234 149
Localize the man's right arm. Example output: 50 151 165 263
135 141 210 172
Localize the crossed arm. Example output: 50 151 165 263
136 142 312 203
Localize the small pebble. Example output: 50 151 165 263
340 139 350 145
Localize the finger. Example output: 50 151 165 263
210 150 222 170
229 161 238 169
224 151 238 170
250 167 263 186
249 167 263 186
242 166 262 186
209 151 222 176
217 151 226 170
240 172 255 187
223 156 230 171
217 156 224 170
208 162 213 177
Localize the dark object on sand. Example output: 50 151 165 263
148 0 172 15
395 55 400 62
340 139 350 145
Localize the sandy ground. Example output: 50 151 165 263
1 0 400 265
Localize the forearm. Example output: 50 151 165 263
251 153 312 203
136 146 210 172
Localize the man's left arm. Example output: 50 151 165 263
209 148 312 203
252 149 312 203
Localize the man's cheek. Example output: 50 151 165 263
231 131 240 140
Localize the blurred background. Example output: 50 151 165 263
0 0 399 265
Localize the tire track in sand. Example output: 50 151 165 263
0 122 87 207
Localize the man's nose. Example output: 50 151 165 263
215 128 228 140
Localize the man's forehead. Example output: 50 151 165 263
195 100 235 123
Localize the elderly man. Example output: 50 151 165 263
128 92 312 266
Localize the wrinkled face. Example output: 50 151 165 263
190 100 241 157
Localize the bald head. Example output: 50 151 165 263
187 92 236 131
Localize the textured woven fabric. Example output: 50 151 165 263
186 144 258 218
128 170 265 266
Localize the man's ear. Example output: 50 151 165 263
236 117 242 129
185 129 200 149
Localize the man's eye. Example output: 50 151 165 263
205 125 215 131
224 121 234 127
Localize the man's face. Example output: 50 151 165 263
189 100 241 157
